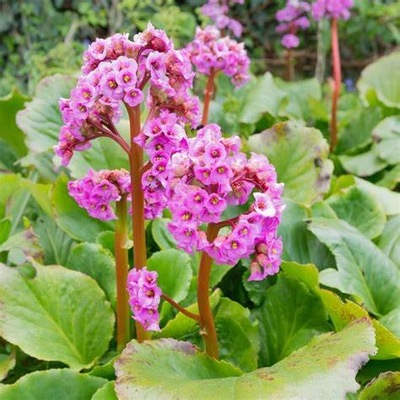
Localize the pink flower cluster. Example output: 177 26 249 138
127 267 161 331
167 124 284 281
276 0 311 49
138 110 189 219
311 0 354 21
186 25 250 87
68 169 131 220
201 0 244 37
55 24 199 166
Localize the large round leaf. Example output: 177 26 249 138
326 186 386 239
147 249 192 303
0 369 107 399
253 275 329 367
309 218 400 316
66 242 116 309
115 320 376 399
248 121 333 205
359 371 400 400
358 52 400 109
378 215 400 268
0 264 114 370
373 116 400 165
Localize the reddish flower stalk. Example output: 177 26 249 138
126 104 151 342
115 195 130 350
202 69 217 126
285 49 294 81
161 294 200 322
330 18 341 152
197 223 220 359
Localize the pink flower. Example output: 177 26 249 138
311 0 354 21
127 267 161 331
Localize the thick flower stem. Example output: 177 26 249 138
330 18 341 152
202 69 217 126
197 223 220 359
115 196 130 351
285 49 294 81
126 104 151 342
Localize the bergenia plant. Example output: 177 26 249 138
276 0 311 80
201 0 244 37
311 0 354 151
55 22 283 360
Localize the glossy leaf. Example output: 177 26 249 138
373 115 400 165
115 320 376 399
248 121 333 205
320 289 400 360
253 275 329 367
214 298 259 372
359 371 400 400
309 218 400 316
339 150 387 177
355 177 400 215
0 369 107 399
326 186 386 239
239 73 286 123
358 52 400 109
151 218 177 250
0 88 29 157
278 199 335 269
147 249 192 303
378 215 400 267
0 264 114 370
92 382 118 400
66 242 116 309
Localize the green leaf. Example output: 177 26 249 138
66 243 116 309
16 74 76 153
0 219 11 246
339 150 387 177
214 298 259 372
275 77 322 119
355 177 400 215
278 199 335 269
92 382 118 400
22 180 52 216
358 52 400 109
359 371 400 400
377 164 400 189
115 320 376 399
281 260 320 289
326 186 386 239
336 107 382 154
0 88 29 157
373 115 400 165
0 369 107 399
248 121 333 205
308 218 400 316
0 174 21 219
147 249 192 303
51 174 113 242
253 275 329 367
0 227 43 265
239 73 287 123
151 218 177 250
0 264 114 370
320 289 400 360
156 290 221 341
35 215 75 266
378 215 400 267
0 349 15 381
379 308 400 339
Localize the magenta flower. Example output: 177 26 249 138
127 267 162 331
55 23 199 166
276 0 310 49
201 0 244 37
68 169 131 221
166 124 284 280
186 26 250 87
311 0 354 21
